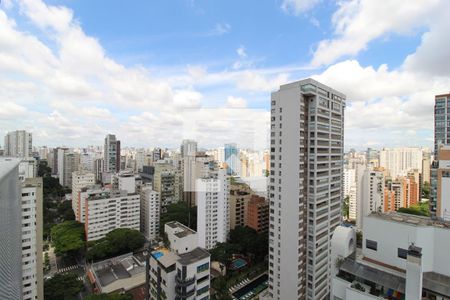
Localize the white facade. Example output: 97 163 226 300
21 178 43 300
196 168 229 250
356 168 384 231
4 130 32 158
0 158 23 300
140 184 160 241
85 189 140 241
269 79 345 300
181 139 197 157
331 213 450 300
379 147 423 178
80 152 95 172
113 171 136 194
149 222 210 300
343 168 355 198
72 171 95 222
18 158 37 180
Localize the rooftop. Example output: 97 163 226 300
151 247 179 268
178 247 210 265
91 253 146 289
166 221 196 238
368 212 450 230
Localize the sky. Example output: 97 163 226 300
1 0 450 150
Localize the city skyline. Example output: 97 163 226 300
1 0 450 149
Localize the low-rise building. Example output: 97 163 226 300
88 252 146 295
149 222 210 300
331 212 450 300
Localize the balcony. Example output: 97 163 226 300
175 285 195 299
175 276 195 287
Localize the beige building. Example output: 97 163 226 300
153 161 181 209
21 177 43 300
229 181 252 230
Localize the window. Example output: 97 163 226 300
398 248 408 259
366 239 377 251
197 262 209 273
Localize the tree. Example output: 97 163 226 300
87 228 145 261
57 200 75 221
85 293 132 300
51 221 85 256
422 181 430 199
160 202 197 232
44 273 83 300
210 243 236 265
342 196 349 219
212 276 232 300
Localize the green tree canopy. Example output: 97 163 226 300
51 220 85 256
160 201 197 232
44 273 83 300
87 228 145 261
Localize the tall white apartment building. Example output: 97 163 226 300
140 184 160 241
269 79 345 300
356 167 384 231
379 147 423 178
4 130 32 158
21 178 43 300
84 189 140 241
0 158 23 300
183 153 214 206
72 171 95 222
196 168 230 250
181 139 198 157
343 168 355 198
149 222 210 300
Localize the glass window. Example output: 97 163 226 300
398 248 408 259
366 239 377 251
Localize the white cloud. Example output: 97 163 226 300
173 90 203 108
311 0 442 66
281 0 320 14
237 46 247 58
226 96 247 108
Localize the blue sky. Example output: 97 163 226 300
1 0 449 149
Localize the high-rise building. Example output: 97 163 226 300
182 152 214 206
94 158 104 183
356 168 384 230
72 170 95 222
247 195 269 233
0 158 23 299
269 78 345 300
56 147 69 184
21 177 43 300
431 145 450 221
379 147 423 178
343 168 355 198
104 134 121 173
229 181 252 230
422 150 431 184
196 168 229 250
181 139 197 157
153 161 181 209
62 152 80 187
140 184 160 241
224 143 238 175
4 130 32 158
434 93 450 157
84 188 140 241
